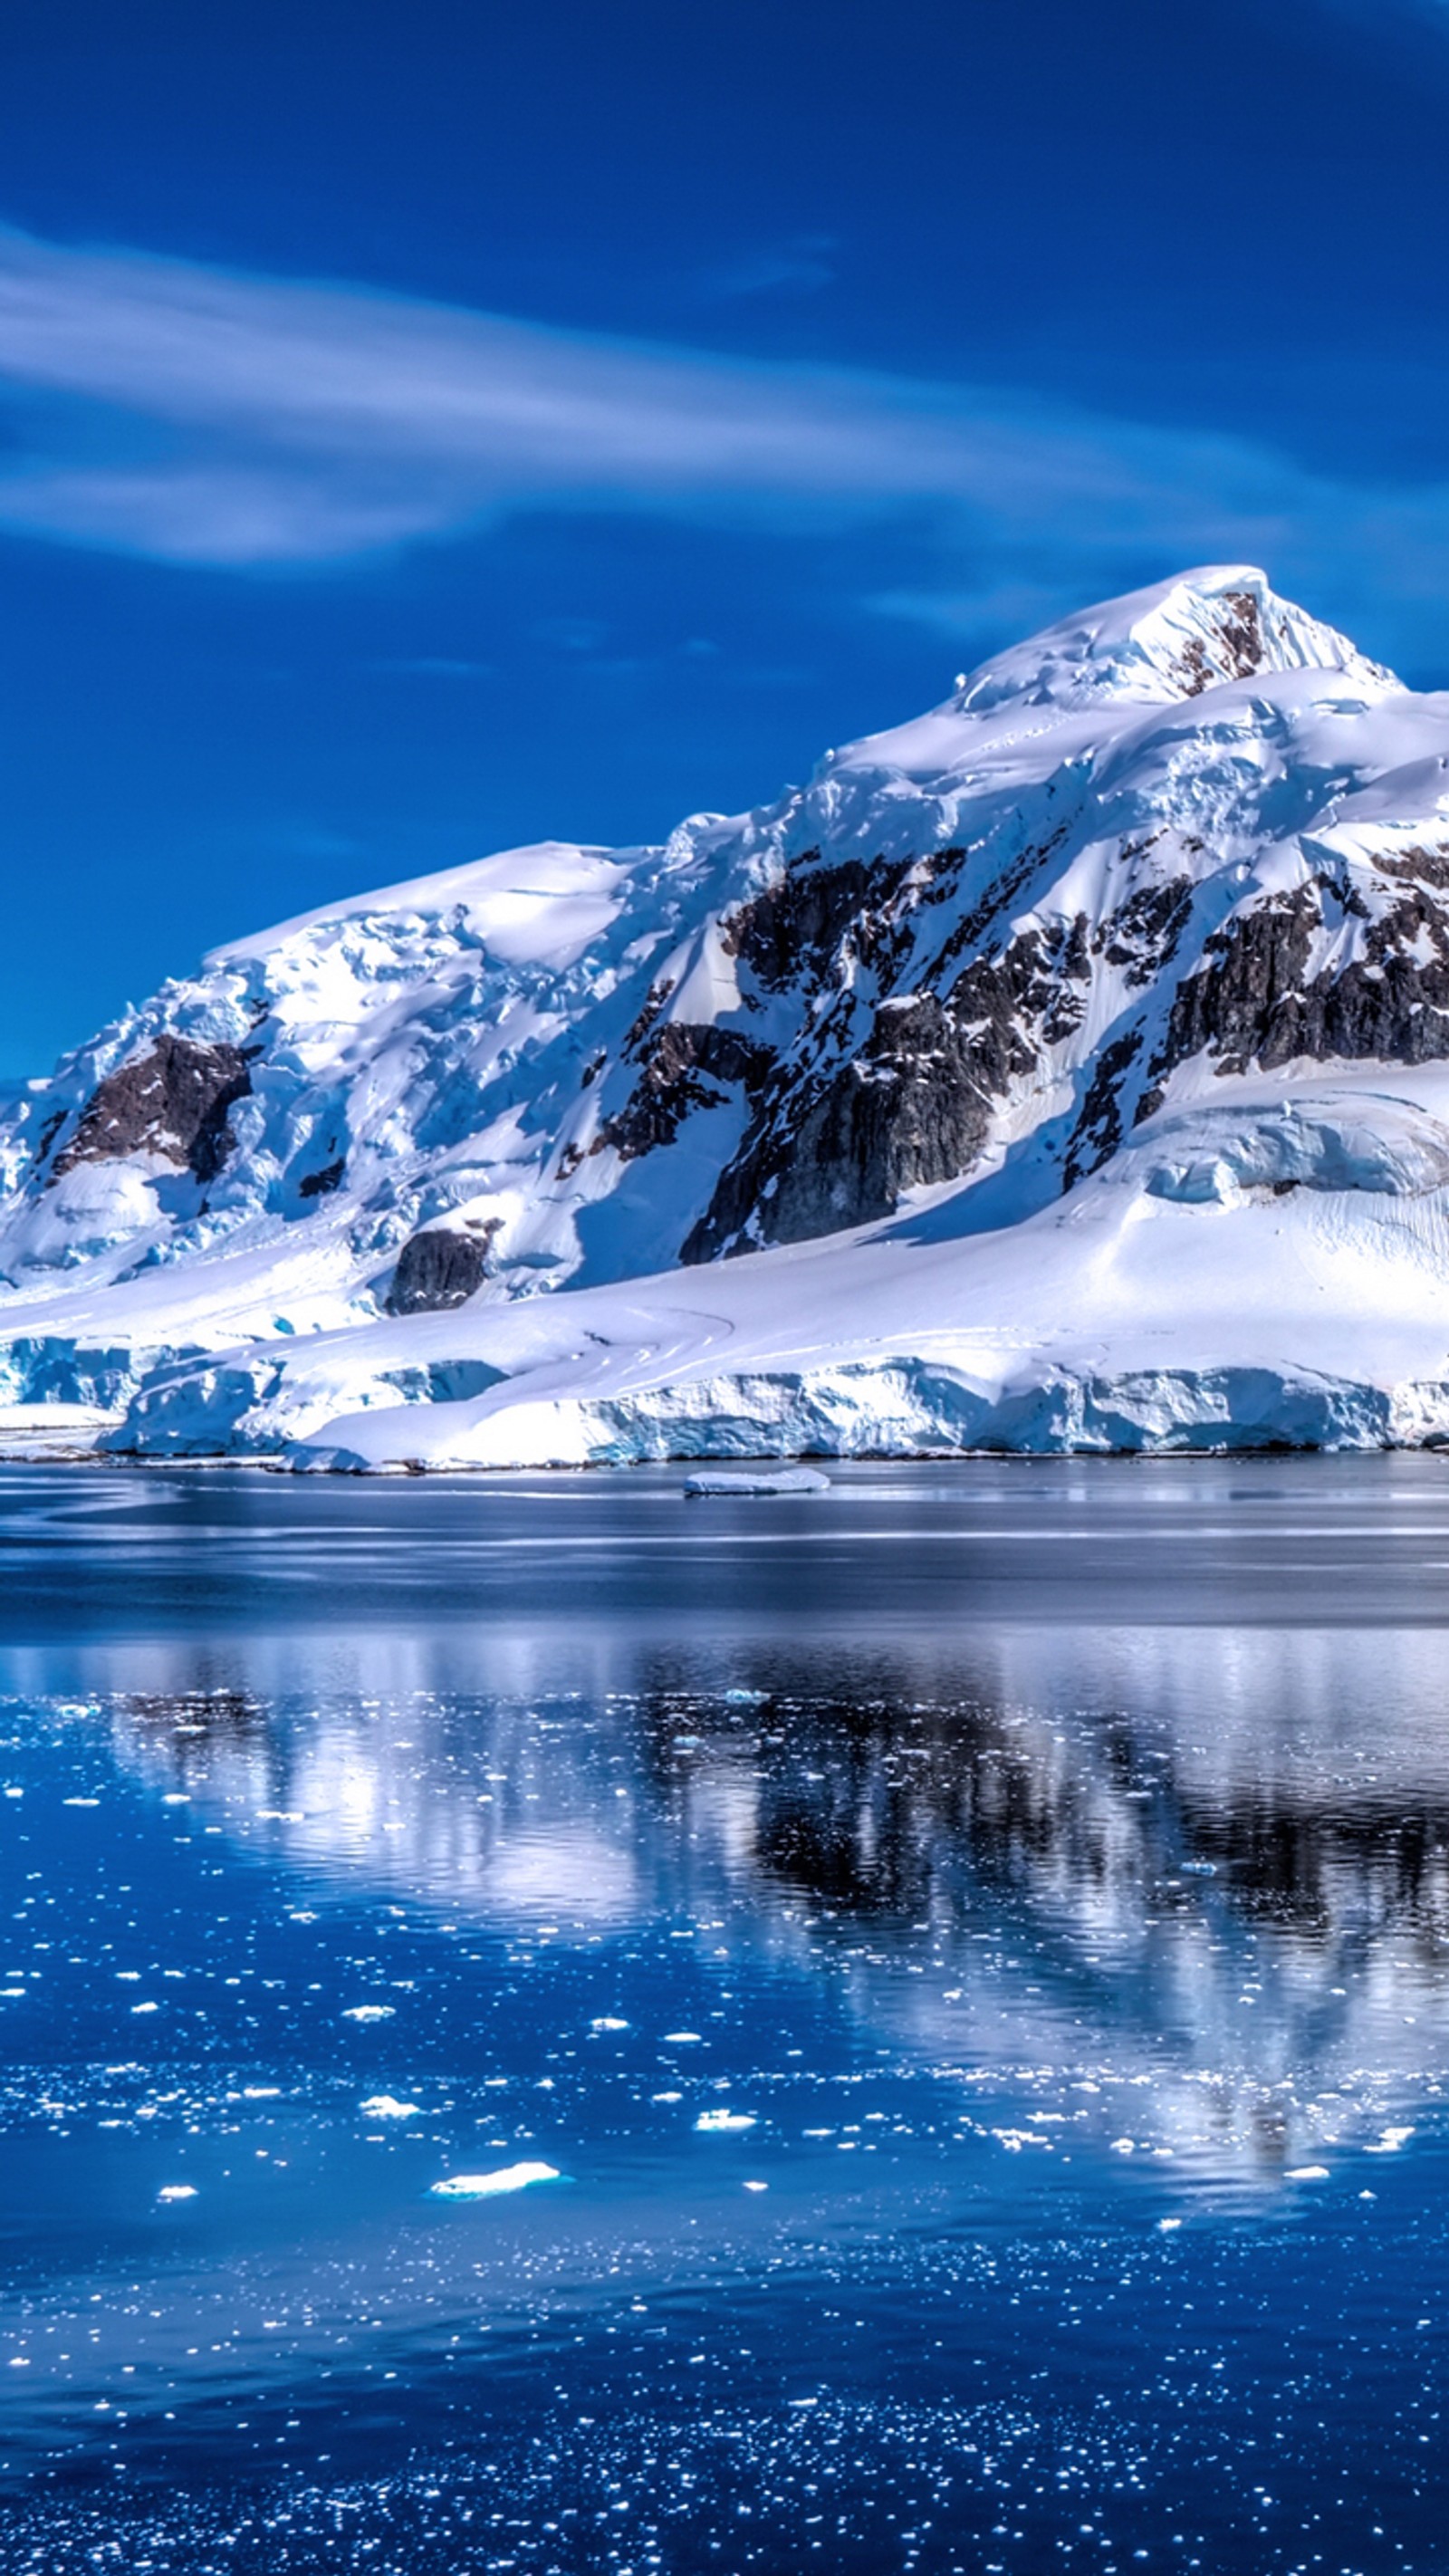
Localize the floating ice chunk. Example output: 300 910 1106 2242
684 1467 830 1499
696 2109 757 2133
1180 1860 1217 1877
663 2031 703 2044
62 1796 101 1808
590 2016 629 2033
430 2162 561 2200
724 1689 768 1704
157 2185 197 2202
360 2094 421 2120
130 2000 159 2014
1286 2164 1330 2181
743 2179 768 2192
1365 2126 1415 2154
342 2004 395 2023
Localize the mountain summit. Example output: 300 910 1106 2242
5 566 1449 1464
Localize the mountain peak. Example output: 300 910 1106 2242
953 566 1396 717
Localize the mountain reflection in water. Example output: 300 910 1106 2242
98 1614 1449 2188
5 1458 1449 2574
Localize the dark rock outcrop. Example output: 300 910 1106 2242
598 1024 773 1162
683 919 1087 1259
385 1227 493 1316
1142 881 1449 1114
53 1036 253 1185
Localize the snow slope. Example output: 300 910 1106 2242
5 562 1449 1464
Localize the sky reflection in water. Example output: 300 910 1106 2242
0 1458 1446 2572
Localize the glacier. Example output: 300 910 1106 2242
5 562 1449 1466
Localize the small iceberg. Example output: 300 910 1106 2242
683 1466 830 1499
430 2161 561 2200
360 2094 420 2120
695 2109 757 2133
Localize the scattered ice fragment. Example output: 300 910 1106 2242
157 2185 197 2202
1157 2217 1182 2232
1286 2164 1330 2181
684 1466 830 1498
360 2094 421 2120
696 2110 757 2133
130 2001 159 2014
724 1689 768 1705
342 2005 395 2023
430 2162 561 2200
663 2031 703 2044
62 1797 101 1808
1365 2126 1415 2154
590 2016 629 2033
242 2086 281 2100
653 2091 683 2104
743 2179 768 2192
1110 2138 1137 2155
1180 1860 1217 1877
4 1788 22 1800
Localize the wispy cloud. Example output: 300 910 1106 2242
2 224 1449 673
702 234 839 300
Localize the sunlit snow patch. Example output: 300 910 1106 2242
430 2162 561 2200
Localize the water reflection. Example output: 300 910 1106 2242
8 1466 1449 2570
96 1617 1449 2187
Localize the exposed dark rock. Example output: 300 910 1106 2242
53 1035 253 1185
385 1226 494 1316
1169 589 1267 697
598 1024 773 1162
1375 842 1449 889
1098 879 1195 986
721 854 902 990
1064 1030 1143 1187
298 1158 345 1199
683 934 1054 1259
1146 884 1449 1101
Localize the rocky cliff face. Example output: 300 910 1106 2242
0 562 1441 1345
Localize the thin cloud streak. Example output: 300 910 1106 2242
3 226 1449 675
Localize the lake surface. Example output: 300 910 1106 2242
3 1456 1449 2572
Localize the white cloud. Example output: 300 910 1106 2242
2 224 1449 674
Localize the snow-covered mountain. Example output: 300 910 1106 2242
6 562 1449 1466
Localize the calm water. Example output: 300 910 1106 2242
3 1457 1449 2572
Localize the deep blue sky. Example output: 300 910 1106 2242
5 0 1449 1074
